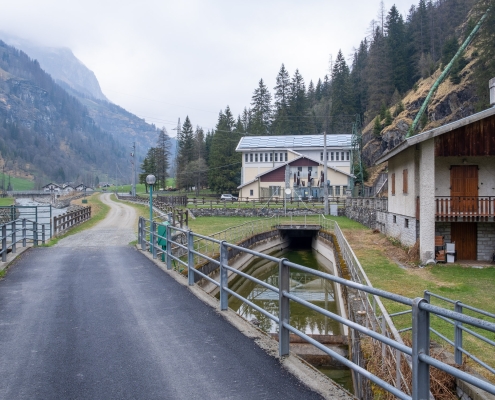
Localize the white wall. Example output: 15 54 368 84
388 146 417 218
435 157 495 197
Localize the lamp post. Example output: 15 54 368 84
146 174 156 222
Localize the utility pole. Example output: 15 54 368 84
131 142 136 196
323 130 329 215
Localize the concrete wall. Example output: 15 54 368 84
419 139 436 262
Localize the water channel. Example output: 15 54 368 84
227 243 353 392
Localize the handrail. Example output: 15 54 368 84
138 215 495 399
1 218 44 262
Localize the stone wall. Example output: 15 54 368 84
344 204 377 230
478 223 495 261
189 208 337 218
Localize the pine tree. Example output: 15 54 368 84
386 5 409 94
330 49 353 133
272 64 291 135
288 69 308 135
155 128 171 190
250 79 272 135
176 116 195 189
207 107 242 193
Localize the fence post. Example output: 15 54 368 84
151 221 157 259
2 224 6 262
12 221 16 253
166 224 172 270
33 222 38 247
454 301 463 365
188 230 194 286
279 258 290 356
412 297 430 400
138 217 142 247
219 241 228 311
53 216 57 236
22 219 27 247
42 224 45 245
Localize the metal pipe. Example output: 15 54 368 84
407 9 490 137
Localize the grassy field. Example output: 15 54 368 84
0 197 14 206
0 174 34 191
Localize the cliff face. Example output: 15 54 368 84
362 52 479 169
0 32 107 101
0 40 127 182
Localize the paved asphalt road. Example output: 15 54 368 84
0 244 327 400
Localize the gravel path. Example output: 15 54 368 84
55 193 138 247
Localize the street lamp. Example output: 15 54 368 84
146 174 156 222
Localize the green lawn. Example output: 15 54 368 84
1 174 34 191
0 197 14 206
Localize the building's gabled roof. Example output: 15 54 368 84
375 106 495 164
42 183 60 188
236 134 352 152
237 154 353 189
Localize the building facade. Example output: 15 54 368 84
375 107 495 262
235 134 353 199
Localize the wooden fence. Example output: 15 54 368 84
53 206 91 236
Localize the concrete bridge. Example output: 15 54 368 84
0 194 351 399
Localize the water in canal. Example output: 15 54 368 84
227 243 353 392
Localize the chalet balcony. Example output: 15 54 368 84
435 196 495 221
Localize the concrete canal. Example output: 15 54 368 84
226 240 353 392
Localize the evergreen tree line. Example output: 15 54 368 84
145 0 495 194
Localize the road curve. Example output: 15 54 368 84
0 195 347 399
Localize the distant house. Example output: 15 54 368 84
61 185 75 194
235 134 353 199
75 184 93 192
42 183 61 192
375 106 495 262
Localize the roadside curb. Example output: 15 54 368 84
0 246 32 273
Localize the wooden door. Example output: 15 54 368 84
450 165 478 213
451 222 477 260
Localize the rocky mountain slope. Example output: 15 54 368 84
362 48 479 171
0 40 127 183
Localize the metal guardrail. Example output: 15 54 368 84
1 219 46 262
390 290 495 377
137 215 495 399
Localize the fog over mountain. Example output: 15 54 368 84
0 32 108 101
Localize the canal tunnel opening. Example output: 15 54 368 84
279 228 319 250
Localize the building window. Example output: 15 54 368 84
265 153 268 162
391 173 396 195
346 151 350 161
343 185 347 194
405 218 409 228
335 186 341 196
403 169 408 194
255 153 258 162
331 152 334 161
269 153 273 162
280 153 283 161
320 152 323 161
297 167 302 171
285 153 288 161
393 215 397 223
275 153 278 162
336 152 339 161
250 189 253 196
328 186 333 196
250 153 253 162
245 154 248 162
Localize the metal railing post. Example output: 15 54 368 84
1 224 6 262
166 224 172 270
138 217 142 247
11 221 16 253
412 297 430 400
279 258 290 356
41 224 45 245
188 230 194 286
219 241 228 311
454 301 463 365
33 222 38 247
22 219 26 247
151 221 157 259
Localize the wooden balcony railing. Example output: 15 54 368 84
435 196 495 220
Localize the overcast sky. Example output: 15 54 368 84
0 0 416 136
